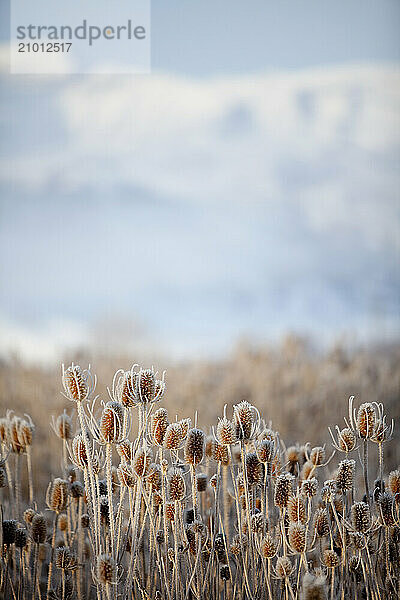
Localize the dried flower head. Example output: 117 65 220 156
184 428 205 466
117 463 136 488
288 522 307 553
246 452 263 486
47 478 69 513
163 423 183 450
15 528 28 549
233 400 258 441
196 473 208 492
287 494 307 524
213 442 230 466
151 408 169 446
276 556 293 579
168 469 186 501
261 532 278 558
310 447 325 466
71 434 89 470
97 554 116 584
55 546 79 571
378 492 396 526
323 549 340 568
99 401 125 444
147 463 162 491
351 502 371 533
301 477 318 498
388 470 400 502
356 403 376 439
31 514 47 544
313 508 329 538
2 519 17 545
274 473 294 508
62 363 95 403
335 459 355 493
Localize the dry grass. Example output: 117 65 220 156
0 338 399 599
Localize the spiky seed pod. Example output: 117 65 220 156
356 403 376 439
213 442 230 465
313 508 329 538
24 508 36 525
246 453 263 486
31 514 47 544
58 514 68 532
55 546 79 571
351 532 365 550
118 370 137 408
81 513 90 528
261 532 278 558
220 564 230 581
165 502 175 521
97 554 116 584
48 478 69 513
178 418 192 440
338 428 356 452
274 473 294 508
251 512 265 534
301 572 327 600
233 400 255 441
147 463 162 491
0 467 6 488
257 439 275 465
137 369 156 403
301 461 314 480
116 441 132 463
217 417 237 446
15 528 28 549
301 477 318 498
335 459 355 493
153 491 163 507
18 418 35 446
323 549 340 568
185 428 205 466
151 408 169 446
351 502 371 533
310 447 325 466
214 533 227 562
288 522 307 553
388 470 400 502
276 556 293 579
287 495 307 524
133 449 151 477
99 401 125 444
70 481 84 499
62 364 90 402
196 473 208 492
184 508 195 525
378 492 396 526
210 474 219 489
10 417 25 453
71 434 88 470
163 423 182 450
117 463 135 488
168 469 186 501
286 446 300 473
3 520 17 545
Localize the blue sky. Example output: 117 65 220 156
0 1 399 362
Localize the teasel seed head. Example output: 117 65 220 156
117 463 136 488
48 478 69 513
338 427 356 452
147 463 162 491
276 556 293 579
168 468 186 501
301 477 318 498
31 514 47 544
10 416 25 453
213 442 230 465
62 364 93 402
261 532 278 558
71 434 88 470
323 549 340 568
70 481 84 499
351 532 365 550
151 408 169 446
274 473 294 508
99 495 110 524
216 414 237 446
233 400 257 441
118 370 138 408
133 448 152 477
24 508 36 525
165 502 175 521
58 514 68 532
55 546 79 571
257 439 275 465
15 528 28 549
196 473 208 492
286 446 300 474
18 417 35 447
301 461 314 480
356 403 376 439
177 418 192 441
388 470 400 502
220 564 230 581
351 502 371 533
378 492 396 526
185 428 205 466
210 474 219 489
116 441 132 463
251 512 265 534
288 522 307 553
97 554 116 584
287 494 307 524
2 519 17 545
0 418 8 443
335 459 355 493
301 572 327 600
81 514 90 528
164 422 182 450
245 452 263 486
313 508 329 538
310 447 325 466
137 368 156 403
99 400 125 444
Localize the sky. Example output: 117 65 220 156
0 1 399 363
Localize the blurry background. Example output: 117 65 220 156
0 0 399 484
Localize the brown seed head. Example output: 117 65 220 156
274 473 294 508
137 369 156 403
220 564 230 581
338 428 356 452
2 519 17 545
18 418 35 446
117 463 136 488
310 447 325 466
116 441 132 463
55 413 72 440
251 512 265 534
24 508 36 525
48 478 69 513
81 514 90 528
356 403 376 439
62 364 90 402
301 461 314 480
257 439 275 464
245 452 263 486
301 477 318 498
335 459 355 493
55 546 79 571
233 400 255 441
147 463 162 491
31 514 47 544
133 448 151 477
99 401 125 444
378 492 395 526
351 502 371 533
217 417 237 446
288 522 306 553
276 556 293 579
58 514 68 532
185 428 205 466
151 408 169 446
119 370 137 408
196 473 208 492
163 422 182 450
287 494 307 524
261 532 278 558
213 442 230 465
168 469 186 501
15 528 28 549
323 549 340 568
70 481 84 498
165 502 175 521
313 508 329 538
177 418 191 440
97 554 116 584
72 434 88 470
